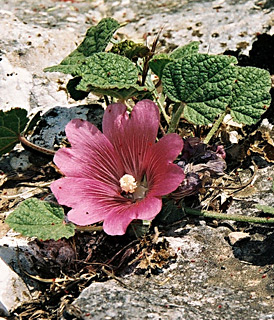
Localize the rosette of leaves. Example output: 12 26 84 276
44 18 151 100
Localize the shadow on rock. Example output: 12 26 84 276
231 230 274 266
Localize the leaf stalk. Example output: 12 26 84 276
184 207 274 224
168 102 186 133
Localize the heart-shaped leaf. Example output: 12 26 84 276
162 53 237 125
230 66 271 125
75 52 145 99
44 18 121 75
6 198 75 241
0 108 29 155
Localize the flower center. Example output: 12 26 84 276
119 174 138 193
119 174 149 201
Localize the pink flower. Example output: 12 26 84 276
51 100 184 235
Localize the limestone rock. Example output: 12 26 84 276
0 257 31 316
228 231 251 245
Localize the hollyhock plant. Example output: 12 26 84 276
51 100 184 235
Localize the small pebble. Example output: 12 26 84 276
228 231 250 245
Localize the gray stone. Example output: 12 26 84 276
0 235 32 317
65 225 274 320
0 257 31 316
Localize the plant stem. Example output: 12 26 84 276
203 111 227 144
19 135 55 156
141 29 161 86
167 102 185 133
184 207 274 224
153 90 170 124
75 225 103 232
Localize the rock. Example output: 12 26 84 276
63 224 274 320
0 233 39 316
0 257 31 316
228 232 251 245
30 104 104 149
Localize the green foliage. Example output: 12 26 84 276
3 18 273 240
149 53 173 78
162 53 237 125
44 17 121 75
74 52 150 99
111 39 150 61
0 108 29 155
149 41 200 78
6 198 76 240
76 52 138 91
230 66 271 125
169 41 200 59
256 204 274 215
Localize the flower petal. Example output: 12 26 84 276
102 195 162 235
102 212 133 236
102 100 160 180
53 176 163 235
103 100 159 145
51 177 118 210
54 119 124 185
145 133 185 196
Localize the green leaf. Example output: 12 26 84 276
162 53 237 125
44 54 86 76
111 40 150 61
149 42 200 78
6 198 75 241
0 108 29 155
149 53 173 78
230 66 271 125
169 41 200 59
44 18 121 75
85 83 151 100
256 204 274 215
77 18 121 55
75 52 144 99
